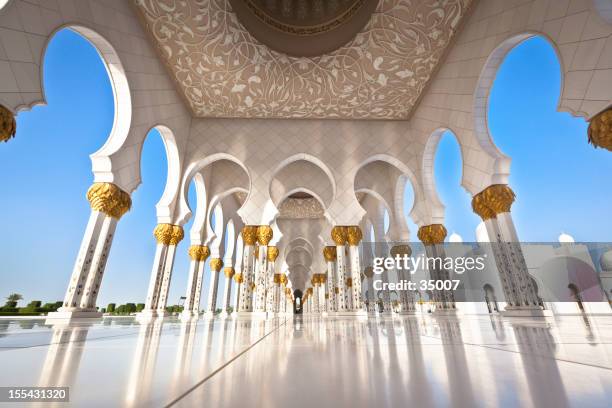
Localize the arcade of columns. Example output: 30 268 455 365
2 104 611 319
0 0 611 321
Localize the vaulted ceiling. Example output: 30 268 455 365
134 0 474 119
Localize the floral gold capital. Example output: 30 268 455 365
223 266 235 279
588 108 612 151
331 226 347 245
267 246 279 262
257 225 273 245
210 258 224 272
87 182 132 219
233 273 243 284
242 225 258 246
390 244 412 257
153 223 183 246
188 245 210 261
417 224 447 245
346 226 363 246
471 184 515 221
0 105 16 143
323 246 337 261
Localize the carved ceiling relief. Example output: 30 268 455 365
134 0 473 119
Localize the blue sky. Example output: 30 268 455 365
0 30 610 306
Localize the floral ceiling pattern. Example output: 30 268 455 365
134 0 474 119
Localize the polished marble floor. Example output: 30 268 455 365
0 313 611 407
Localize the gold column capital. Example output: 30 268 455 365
323 246 337 261
223 266 235 279
256 225 273 245
588 108 612 151
87 182 132 219
346 226 363 246
188 245 210 261
417 224 447 245
233 273 243 283
345 277 353 288
471 184 515 221
274 273 282 284
210 258 224 272
267 246 279 262
364 266 374 278
241 225 258 246
331 226 347 245
0 105 16 143
154 223 183 245
280 274 288 286
390 244 412 257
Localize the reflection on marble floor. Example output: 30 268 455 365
0 314 611 407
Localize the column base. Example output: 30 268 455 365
46 309 103 320
397 310 418 315
135 310 169 321
433 309 459 316
180 311 199 321
335 310 368 318
232 311 268 319
502 306 553 318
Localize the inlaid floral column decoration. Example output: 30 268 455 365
417 224 455 313
238 226 258 312
52 182 131 319
254 226 273 313
472 184 547 316
203 257 224 316
347 226 364 312
331 226 349 313
182 245 210 318
265 246 279 313
323 246 337 313
391 245 416 314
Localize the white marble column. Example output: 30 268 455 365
391 245 416 314
265 246 279 314
204 258 223 316
364 266 377 314
237 226 257 313
51 183 131 319
472 185 549 317
418 224 456 314
139 223 184 319
181 245 210 319
254 226 273 314
347 226 365 314
156 243 180 315
331 227 349 313
323 246 337 313
221 267 235 316
311 278 320 314
318 276 327 313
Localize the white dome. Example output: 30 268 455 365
558 232 575 243
600 249 612 272
449 232 463 243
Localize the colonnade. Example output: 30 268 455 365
44 178 554 319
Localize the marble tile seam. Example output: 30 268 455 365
164 317 290 408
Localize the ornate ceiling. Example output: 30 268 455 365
134 0 474 119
